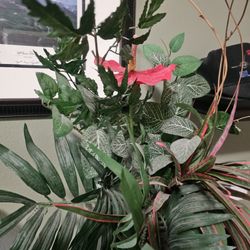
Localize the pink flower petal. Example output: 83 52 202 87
100 58 125 72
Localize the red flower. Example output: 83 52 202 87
246 50 250 56
98 45 176 86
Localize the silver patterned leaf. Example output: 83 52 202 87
170 135 201 164
161 116 196 137
149 155 173 175
111 130 129 158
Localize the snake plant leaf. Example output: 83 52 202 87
97 0 128 39
10 208 46 250
32 210 61 250
78 0 95 35
0 204 35 237
0 190 34 205
170 136 201 164
52 212 78 250
0 145 50 196
24 124 66 199
22 0 76 37
55 135 79 197
161 116 196 137
169 32 185 53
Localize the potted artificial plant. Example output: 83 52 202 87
0 0 249 249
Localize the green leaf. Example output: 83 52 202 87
89 144 144 234
143 44 169 66
111 130 129 158
142 243 155 250
82 125 112 157
36 72 58 100
52 106 73 138
54 203 123 223
169 32 185 53
76 74 98 94
177 74 210 98
170 136 201 164
97 0 128 39
131 30 151 45
161 116 196 137
24 124 66 198
32 210 61 250
0 204 35 237
139 13 166 29
52 212 78 250
71 188 100 203
22 0 76 37
55 135 79 197
34 51 56 71
10 208 45 250
149 155 173 175
0 145 50 196
143 102 166 133
147 0 165 16
172 56 202 76
112 233 137 249
0 190 34 205
78 0 95 35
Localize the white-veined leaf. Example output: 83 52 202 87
111 130 129 158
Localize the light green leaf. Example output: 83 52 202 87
0 145 50 196
172 55 202 76
112 233 137 249
169 32 185 53
143 44 169 66
161 116 196 137
170 136 201 164
142 243 155 250
24 124 65 198
36 72 58 99
52 106 73 138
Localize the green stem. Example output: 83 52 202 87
126 114 149 201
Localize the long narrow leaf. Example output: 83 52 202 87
0 190 34 205
10 208 45 250
54 203 124 223
55 136 79 197
0 204 35 237
32 210 61 250
24 124 66 198
52 212 78 250
0 145 50 196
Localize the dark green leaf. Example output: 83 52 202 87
97 0 128 39
10 208 45 250
52 106 73 138
78 0 95 35
24 124 65 198
0 204 35 237
32 210 61 250
169 33 185 53
0 190 34 205
139 13 166 29
76 75 98 94
52 212 78 250
71 188 100 203
54 203 123 223
55 135 79 197
34 51 56 71
131 30 151 45
22 0 76 37
111 233 137 249
0 145 50 196
172 56 202 76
